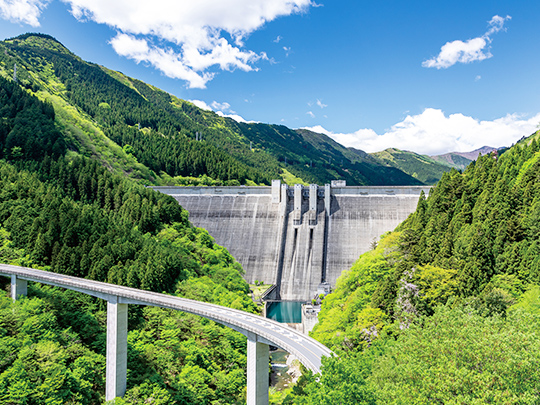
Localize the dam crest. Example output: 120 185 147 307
154 181 430 301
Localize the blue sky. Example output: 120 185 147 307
1 0 539 155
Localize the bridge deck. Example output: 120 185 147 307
0 264 331 373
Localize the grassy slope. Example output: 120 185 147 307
430 152 473 171
0 35 158 183
371 148 455 185
0 33 423 187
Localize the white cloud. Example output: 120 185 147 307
0 0 49 26
274 35 282 43
109 34 214 88
189 99 254 123
189 99 212 110
62 0 313 87
216 111 249 123
302 108 540 155
302 124 331 135
423 15 511 69
307 111 315 118
211 101 232 112
316 99 327 108
486 15 509 36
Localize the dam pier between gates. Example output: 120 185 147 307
154 181 430 302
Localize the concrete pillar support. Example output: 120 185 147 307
309 184 318 212
324 184 331 215
272 180 281 203
294 184 303 225
106 298 128 401
280 184 288 216
11 275 27 301
309 184 318 226
246 333 269 405
294 184 302 212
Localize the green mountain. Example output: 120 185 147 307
2 32 540 404
430 151 473 170
0 57 259 403
430 146 498 171
281 131 540 402
370 147 454 185
291 128 422 185
369 146 504 185
0 33 421 187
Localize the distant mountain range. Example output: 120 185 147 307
430 146 499 171
0 33 506 186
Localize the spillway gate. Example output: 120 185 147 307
154 181 430 302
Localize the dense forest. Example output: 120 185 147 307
371 147 456 185
0 69 257 404
2 32 540 404
0 33 434 187
277 134 540 403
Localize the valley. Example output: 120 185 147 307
0 32 539 405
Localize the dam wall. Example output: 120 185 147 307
153 182 430 301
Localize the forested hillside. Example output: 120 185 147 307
279 132 540 403
370 148 456 185
0 33 425 186
2 31 534 404
0 66 257 404
431 146 499 171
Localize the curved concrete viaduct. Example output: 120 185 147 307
0 264 332 404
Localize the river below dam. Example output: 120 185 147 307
266 301 303 323
270 349 293 390
266 301 307 391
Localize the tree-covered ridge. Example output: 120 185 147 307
0 78 65 161
0 155 257 404
313 135 540 348
0 35 275 185
0 33 427 186
0 60 258 403
370 148 454 185
0 281 254 404
242 127 422 186
398 139 540 295
336 136 540 328
278 133 540 403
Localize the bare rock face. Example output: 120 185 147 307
286 355 302 384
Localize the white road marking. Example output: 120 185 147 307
1 264 332 373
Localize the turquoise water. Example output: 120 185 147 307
266 301 302 323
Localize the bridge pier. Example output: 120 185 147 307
2 266 331 405
10 275 129 402
246 333 270 405
10 275 27 301
8 276 270 404
106 297 128 401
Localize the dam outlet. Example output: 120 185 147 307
153 181 430 302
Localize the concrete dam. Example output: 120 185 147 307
154 181 430 302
